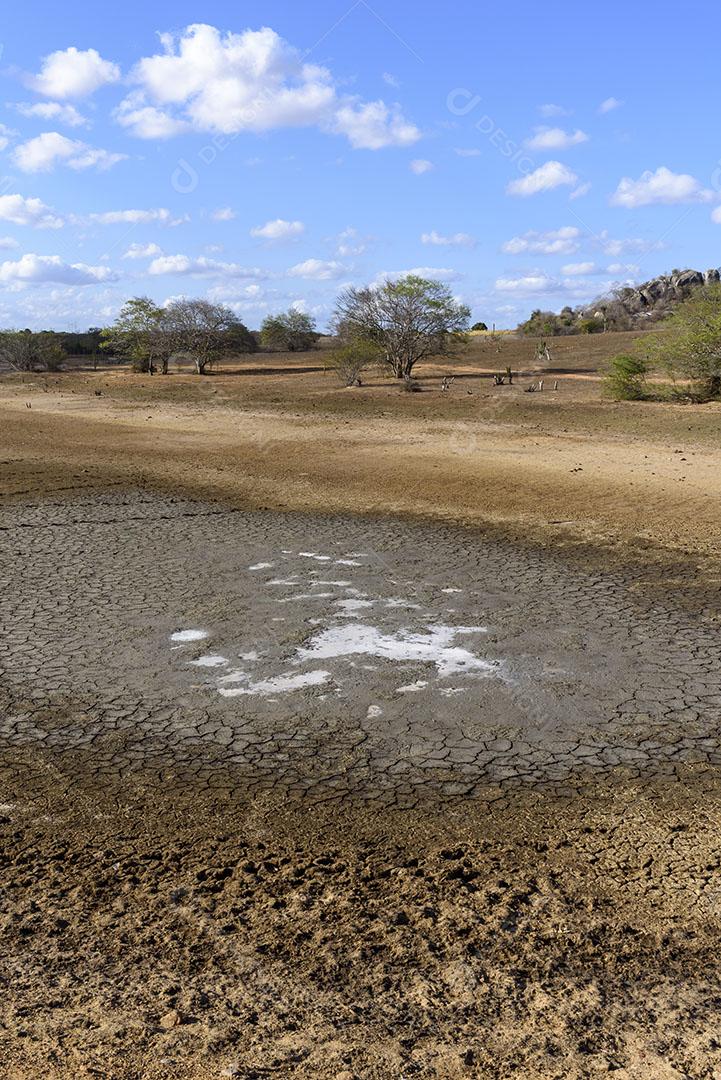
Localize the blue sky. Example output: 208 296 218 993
0 0 720 331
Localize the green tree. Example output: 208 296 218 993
646 284 721 399
333 275 470 380
260 308 319 351
471 321 488 331
101 296 170 373
0 329 64 372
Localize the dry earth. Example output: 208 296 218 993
1 338 721 1079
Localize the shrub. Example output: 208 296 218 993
328 340 379 386
605 353 648 400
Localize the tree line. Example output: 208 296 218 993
0 274 472 380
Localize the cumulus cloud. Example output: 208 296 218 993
212 207 236 222
598 97 622 114
569 181 592 200
89 208 183 225
421 230 476 248
148 254 266 278
712 206 721 224
250 218 305 242
562 261 596 276
117 24 420 150
507 160 578 196
524 127 588 151
12 132 126 173
410 158 433 174
502 226 581 256
0 237 19 250
0 194 64 229
13 102 88 127
122 242 163 259
454 148 481 157
598 231 662 257
287 258 346 280
27 46 120 99
0 253 117 285
610 166 714 208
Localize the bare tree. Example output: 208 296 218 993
333 274 470 381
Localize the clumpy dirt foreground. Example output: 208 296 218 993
2 490 721 1078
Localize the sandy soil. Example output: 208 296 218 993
2 339 721 1078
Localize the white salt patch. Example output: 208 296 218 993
277 592 335 602
296 623 493 679
267 578 299 586
384 598 421 609
298 552 332 561
249 562 273 571
335 559 361 566
335 598 375 615
190 654 228 667
367 705 383 718
441 588 462 594
397 680 429 693
316 580 352 587
240 651 260 661
171 629 208 643
439 687 467 696
219 669 330 697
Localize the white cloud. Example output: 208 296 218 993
287 258 346 280
148 254 266 278
113 93 191 139
599 231 662 257
0 237 19 250
502 226 581 256
539 104 571 118
89 208 182 225
607 262 640 275
118 24 420 150
375 267 462 284
454 148 481 157
0 194 64 229
122 242 163 259
569 181 592 200
334 227 370 257
0 253 117 285
382 72 400 88
525 127 588 151
250 218 305 242
27 46 120 99
711 206 721 224
421 230 476 248
598 97 622 114
507 160 578 196
13 102 88 128
12 132 126 173
0 123 17 151
495 273 559 293
212 207 236 222
410 158 433 174
562 261 596 276
610 166 714 208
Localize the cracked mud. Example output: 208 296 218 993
2 490 721 1078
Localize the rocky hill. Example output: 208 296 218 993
586 267 720 323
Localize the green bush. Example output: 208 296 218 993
605 353 648 400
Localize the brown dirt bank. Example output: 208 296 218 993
2 778 721 1080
